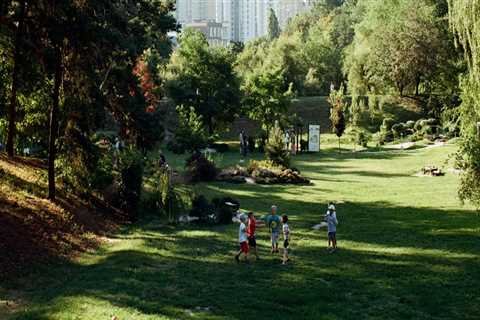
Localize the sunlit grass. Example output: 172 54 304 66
3 143 479 320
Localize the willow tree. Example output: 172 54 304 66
448 0 480 208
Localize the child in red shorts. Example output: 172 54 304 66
235 215 249 263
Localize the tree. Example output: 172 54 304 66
267 8 280 41
329 84 346 152
345 0 450 96
448 0 480 209
165 29 241 135
4 0 26 157
242 66 293 135
266 121 290 168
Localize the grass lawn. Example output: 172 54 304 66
2 141 479 320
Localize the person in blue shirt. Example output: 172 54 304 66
263 205 282 254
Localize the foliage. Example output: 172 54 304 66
185 152 218 183
448 0 480 209
329 85 346 150
56 119 100 194
165 29 241 135
265 122 290 168
242 66 293 132
267 8 281 40
168 106 209 154
247 136 256 153
190 195 215 222
210 143 229 153
117 147 144 219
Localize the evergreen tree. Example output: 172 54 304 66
329 85 346 152
267 8 280 40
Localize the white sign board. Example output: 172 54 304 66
309 125 320 152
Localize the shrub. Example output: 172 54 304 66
300 139 308 152
265 122 290 168
247 136 256 153
117 147 144 219
210 143 229 153
185 152 218 182
381 118 395 132
257 135 267 153
354 130 370 147
166 140 185 154
190 195 215 222
391 123 406 139
212 197 239 224
247 160 284 174
56 120 101 195
170 107 209 153
405 120 415 129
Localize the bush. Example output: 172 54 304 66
381 117 395 132
354 130 370 147
212 197 239 224
56 120 101 194
247 136 256 153
185 152 218 182
170 107 209 153
300 139 308 152
405 120 415 130
265 122 290 168
166 140 185 154
391 123 406 139
190 195 215 222
210 143 229 153
117 147 144 219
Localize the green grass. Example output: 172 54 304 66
2 142 479 320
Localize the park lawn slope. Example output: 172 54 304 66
2 144 480 320
0 154 121 284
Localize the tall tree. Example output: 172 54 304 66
165 29 241 135
329 85 346 152
242 66 293 134
267 8 280 41
5 0 26 157
448 0 480 208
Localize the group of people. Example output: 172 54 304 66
234 202 339 265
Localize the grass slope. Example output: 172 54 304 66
2 144 479 320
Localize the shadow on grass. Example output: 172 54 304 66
4 197 479 320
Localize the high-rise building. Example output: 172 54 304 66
176 0 314 45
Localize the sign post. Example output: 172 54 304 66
308 124 320 152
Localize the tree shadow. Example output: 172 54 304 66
5 197 479 320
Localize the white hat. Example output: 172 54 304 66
328 204 336 211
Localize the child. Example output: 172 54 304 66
247 211 260 260
325 203 339 252
282 215 291 265
235 215 249 263
264 205 281 253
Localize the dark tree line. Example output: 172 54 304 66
0 0 177 200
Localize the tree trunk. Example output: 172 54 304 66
338 137 341 153
5 0 26 157
415 77 421 96
48 46 63 201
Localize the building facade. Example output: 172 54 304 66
176 0 315 45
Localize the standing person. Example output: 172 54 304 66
290 129 296 155
282 215 291 265
235 215 249 263
264 205 282 253
325 203 339 252
239 129 245 156
242 131 249 157
247 211 260 260
284 130 290 150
